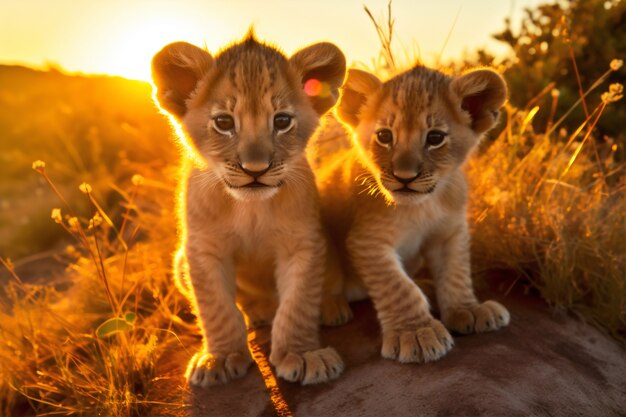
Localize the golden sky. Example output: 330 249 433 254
0 0 543 81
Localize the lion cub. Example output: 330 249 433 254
151 34 346 386
317 65 510 363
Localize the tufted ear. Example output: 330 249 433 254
151 42 213 119
290 42 346 115
450 69 507 134
336 68 382 128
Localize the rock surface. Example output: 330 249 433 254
188 289 625 417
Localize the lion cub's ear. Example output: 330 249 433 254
152 42 213 119
290 43 346 115
450 69 507 134
336 69 382 128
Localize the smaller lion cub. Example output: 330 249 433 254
152 34 346 386
317 65 510 363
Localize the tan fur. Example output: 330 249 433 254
152 33 346 386
316 65 510 362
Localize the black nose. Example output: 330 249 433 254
239 162 271 179
393 173 419 185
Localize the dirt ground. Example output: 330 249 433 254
187 288 625 417
5 259 623 417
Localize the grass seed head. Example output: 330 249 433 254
68 216 79 231
51 208 62 224
31 160 46 172
79 182 93 194
609 58 623 71
131 174 145 186
89 213 103 229
601 83 624 103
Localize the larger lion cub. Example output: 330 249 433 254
317 65 510 363
152 34 346 386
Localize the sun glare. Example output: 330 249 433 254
101 15 207 81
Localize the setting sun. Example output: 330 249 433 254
1 0 546 80
99 13 205 80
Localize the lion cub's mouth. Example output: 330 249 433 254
242 181 270 188
392 184 436 194
224 180 284 189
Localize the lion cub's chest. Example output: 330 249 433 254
392 199 447 258
229 202 277 261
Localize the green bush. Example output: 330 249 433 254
492 0 625 142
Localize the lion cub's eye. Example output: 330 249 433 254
375 129 394 147
273 113 294 132
426 130 448 149
213 114 235 134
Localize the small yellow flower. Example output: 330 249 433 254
51 208 62 224
79 182 92 194
601 83 624 103
89 213 103 229
610 59 623 71
68 217 79 231
32 160 46 172
131 174 145 186
65 245 79 258
551 89 560 98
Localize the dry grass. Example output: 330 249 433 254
468 101 625 341
0 66 196 416
0 157 195 416
1 10 625 417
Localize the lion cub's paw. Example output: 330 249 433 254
381 319 454 363
186 350 252 387
272 347 344 385
320 294 353 326
444 300 510 334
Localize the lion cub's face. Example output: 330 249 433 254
337 66 506 205
152 35 345 201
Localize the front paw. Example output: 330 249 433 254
444 300 510 334
185 350 252 387
320 294 353 326
381 319 454 363
271 347 344 385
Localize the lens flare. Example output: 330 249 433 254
304 79 321 96
304 79 331 98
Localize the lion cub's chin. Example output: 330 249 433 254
390 191 433 205
225 185 281 201
384 183 438 205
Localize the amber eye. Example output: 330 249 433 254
426 130 448 149
213 115 235 133
375 129 393 146
273 113 293 132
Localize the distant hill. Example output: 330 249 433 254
0 65 175 258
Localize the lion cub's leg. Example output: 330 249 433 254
269 234 344 385
348 232 454 363
184 244 253 387
426 221 510 334
320 240 353 326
